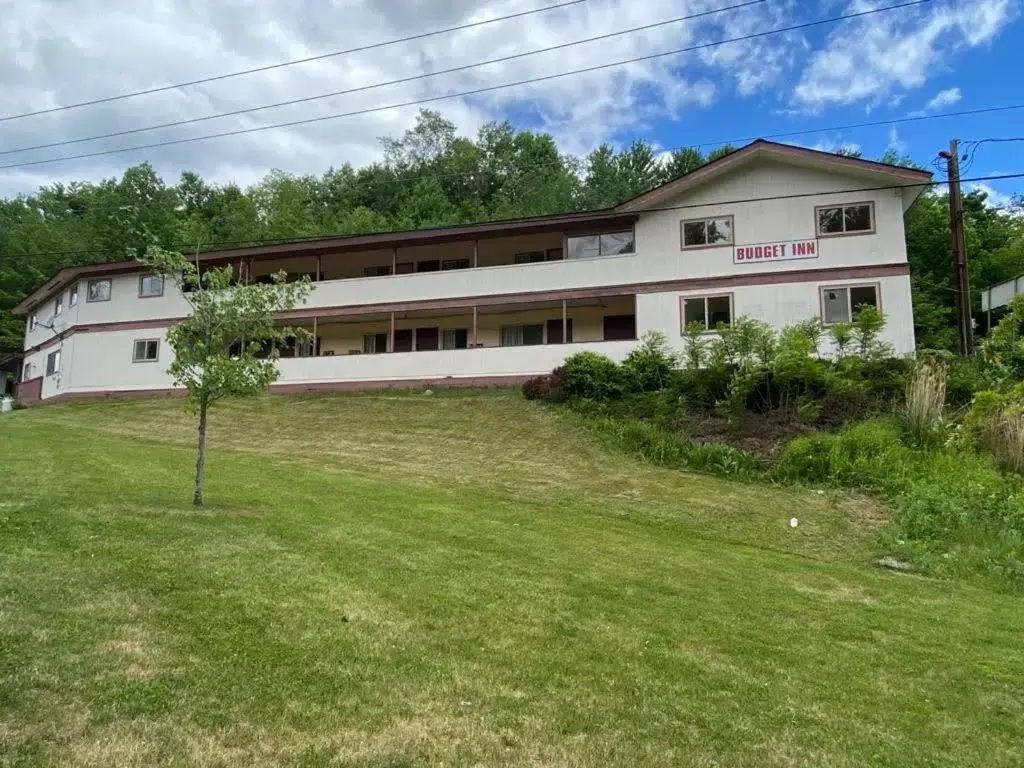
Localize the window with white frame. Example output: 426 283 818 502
441 328 469 349
132 339 160 363
821 284 879 324
53 294 63 317
680 216 734 249
69 283 79 307
23 362 32 380
816 202 874 236
566 231 635 259
499 324 544 346
681 294 733 331
138 274 164 298
87 278 111 302
29 314 37 331
45 349 60 377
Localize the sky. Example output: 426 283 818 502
0 0 1021 206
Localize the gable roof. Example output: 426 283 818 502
614 138 932 213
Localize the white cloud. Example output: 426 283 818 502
907 85 962 117
0 0 1014 198
925 86 962 110
793 0 1015 112
969 182 1013 209
887 126 907 155
0 0 801 196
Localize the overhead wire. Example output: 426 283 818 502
0 0 932 172
0 0 592 124
0 1 766 157
15 102 1024 214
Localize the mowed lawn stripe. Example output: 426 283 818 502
1 398 1022 766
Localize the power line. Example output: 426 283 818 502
0 0 592 125
0 1 765 158
0 0 931 172
12 171 1022 261
15 113 1023 226
19 97 1022 202
961 137 1024 175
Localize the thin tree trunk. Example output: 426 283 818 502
193 398 208 507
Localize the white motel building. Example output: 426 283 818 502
13 140 930 404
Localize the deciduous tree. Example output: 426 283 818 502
139 247 312 506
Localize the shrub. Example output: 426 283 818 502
562 351 623 400
672 366 732 413
980 294 1024 385
852 305 893 359
772 419 913 489
522 366 565 402
586 417 761 479
903 361 947 446
944 356 992 406
830 321 855 359
964 387 1024 474
681 321 710 370
712 316 776 368
621 332 678 393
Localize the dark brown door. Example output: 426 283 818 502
546 318 574 344
393 329 413 352
603 314 636 341
415 327 439 351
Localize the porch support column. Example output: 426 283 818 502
389 311 396 353
561 300 568 345
312 316 318 356
472 240 478 269
316 254 321 282
392 247 398 274
472 306 478 348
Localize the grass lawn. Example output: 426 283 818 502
1 390 1022 766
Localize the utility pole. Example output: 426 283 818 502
940 139 972 355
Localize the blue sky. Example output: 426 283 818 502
616 1 1024 206
0 0 1020 205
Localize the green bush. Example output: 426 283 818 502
621 332 678 393
772 419 913 489
562 352 623 400
586 417 761 479
944 355 993 406
671 366 732 413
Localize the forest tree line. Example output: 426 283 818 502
1 109 1021 355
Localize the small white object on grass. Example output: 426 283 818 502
789 517 799 528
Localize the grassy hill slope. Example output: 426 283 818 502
1 391 1022 767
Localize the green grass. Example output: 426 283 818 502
1 391 1022 766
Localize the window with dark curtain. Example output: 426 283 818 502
603 315 636 341
415 327 439 351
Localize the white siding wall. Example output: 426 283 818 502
636 274 915 357
22 156 918 399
